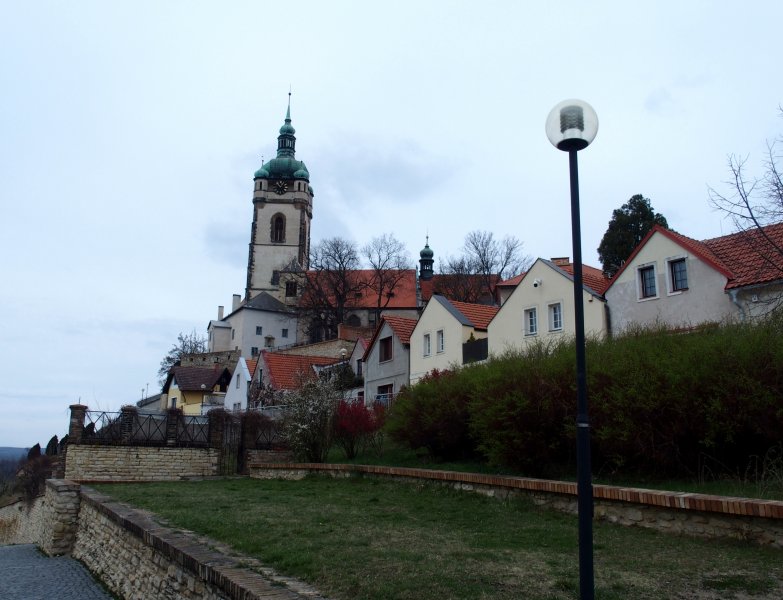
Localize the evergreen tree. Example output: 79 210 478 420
597 194 668 277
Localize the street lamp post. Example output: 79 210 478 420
545 99 599 600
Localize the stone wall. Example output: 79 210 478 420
65 445 219 481
2 480 319 600
249 463 783 549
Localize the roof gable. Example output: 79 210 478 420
430 295 499 330
170 366 231 392
362 315 418 361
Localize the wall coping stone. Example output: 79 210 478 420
248 462 783 520
79 486 325 599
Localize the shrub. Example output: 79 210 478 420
282 380 341 462
333 400 385 459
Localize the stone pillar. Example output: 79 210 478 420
165 408 181 446
40 480 81 556
208 408 227 449
68 405 88 445
120 405 137 443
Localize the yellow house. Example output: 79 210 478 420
162 366 231 416
409 295 499 385
487 258 609 356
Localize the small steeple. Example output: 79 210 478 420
419 235 434 281
277 91 296 158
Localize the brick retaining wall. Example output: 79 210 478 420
65 445 220 481
248 462 783 548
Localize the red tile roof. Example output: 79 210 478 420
419 274 500 303
608 223 783 291
558 263 611 295
362 315 418 362
702 222 783 289
260 351 338 391
301 269 418 309
245 358 258 378
449 300 499 330
497 273 526 287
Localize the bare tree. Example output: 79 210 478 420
708 109 783 303
438 231 531 303
157 330 208 386
300 237 362 341
362 233 412 322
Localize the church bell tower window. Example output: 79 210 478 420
271 214 286 243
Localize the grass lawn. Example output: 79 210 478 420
94 476 783 600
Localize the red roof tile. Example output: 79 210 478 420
261 351 338 391
702 222 783 289
419 274 500 303
497 273 526 287
607 223 783 291
449 300 499 330
301 269 418 309
558 263 611 295
362 315 418 361
245 359 258 378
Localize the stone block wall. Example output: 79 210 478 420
0 496 44 546
249 463 783 549
65 445 219 481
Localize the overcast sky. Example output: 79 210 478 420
1 1 781 447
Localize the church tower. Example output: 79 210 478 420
245 99 313 300
419 236 434 281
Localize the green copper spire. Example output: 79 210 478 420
253 92 310 181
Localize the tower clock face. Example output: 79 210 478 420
274 181 288 195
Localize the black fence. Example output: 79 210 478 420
80 409 209 447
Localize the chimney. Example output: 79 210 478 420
232 294 241 311
218 305 224 320
551 257 570 267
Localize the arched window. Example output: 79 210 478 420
346 314 361 327
271 214 285 243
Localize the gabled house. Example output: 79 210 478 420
604 223 783 332
208 292 298 358
409 296 498 385
362 316 417 405
488 258 609 356
223 358 258 412
161 366 232 416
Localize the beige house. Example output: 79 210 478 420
604 223 783 332
409 296 498 384
487 258 609 357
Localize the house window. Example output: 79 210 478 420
282 328 289 338
170 397 177 409
639 265 657 298
548 303 563 331
356 359 363 377
231 329 235 340
423 333 431 357
379 336 393 362
271 214 286 243
250 346 259 357
256 326 263 335
233 402 241 412
376 383 393 404
669 258 688 292
265 335 274 348
346 314 361 327
436 329 445 353
524 307 538 335
235 374 241 389
285 281 297 297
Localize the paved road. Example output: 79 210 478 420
0 544 116 599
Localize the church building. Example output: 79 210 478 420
245 99 314 303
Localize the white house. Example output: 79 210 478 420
208 292 298 358
604 223 783 332
409 295 498 385
362 316 417 404
223 357 258 412
488 258 609 356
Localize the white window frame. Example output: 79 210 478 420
436 329 445 353
637 263 658 301
666 256 688 295
548 302 563 332
524 307 538 336
423 333 431 357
